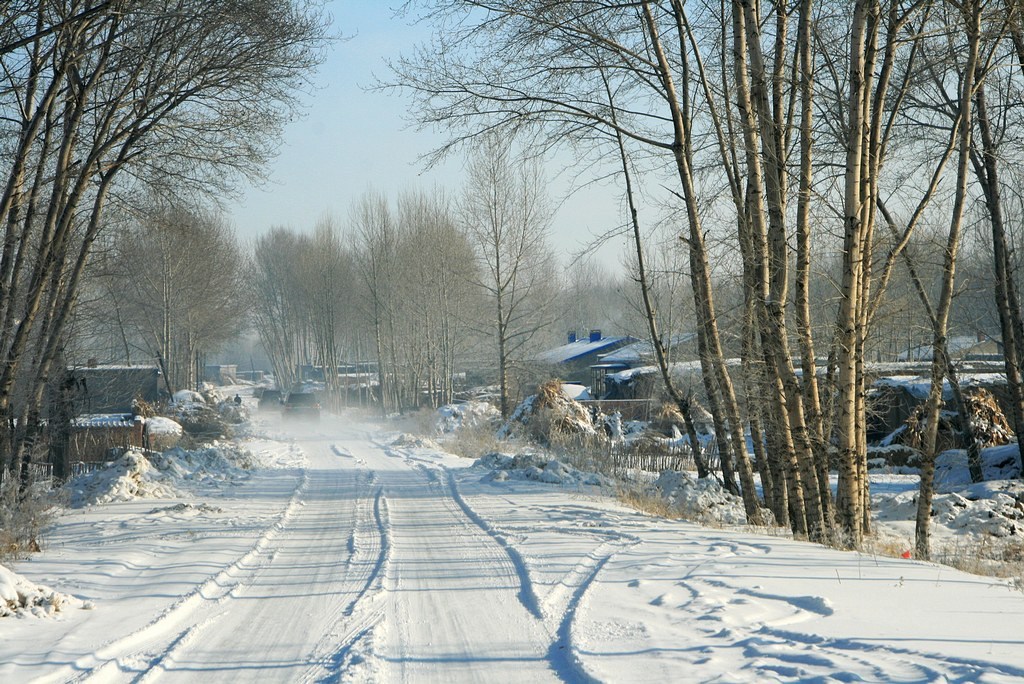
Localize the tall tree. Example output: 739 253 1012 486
106 203 247 393
461 136 555 418
0 0 325 475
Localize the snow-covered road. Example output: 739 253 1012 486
4 413 1024 682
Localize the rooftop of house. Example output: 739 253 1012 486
896 334 1000 362
534 330 634 365
597 333 697 366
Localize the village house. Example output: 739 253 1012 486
49 364 163 477
532 330 635 389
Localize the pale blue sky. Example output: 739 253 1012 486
226 2 626 269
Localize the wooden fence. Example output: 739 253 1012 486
1 462 54 488
601 437 721 475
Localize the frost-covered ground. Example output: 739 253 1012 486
2 404 1024 682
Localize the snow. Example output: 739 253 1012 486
559 382 591 401
474 451 613 487
145 416 183 435
2 413 1024 682
652 470 748 524
872 372 1011 399
597 333 696 365
171 389 205 406
434 400 501 433
71 413 138 428
533 335 632 364
0 565 86 618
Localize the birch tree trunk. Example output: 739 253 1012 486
916 0 982 561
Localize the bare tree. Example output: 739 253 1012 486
461 136 556 418
0 0 325 475
394 190 479 408
351 191 402 414
107 203 247 393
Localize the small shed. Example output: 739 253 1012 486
67 365 161 413
204 364 238 385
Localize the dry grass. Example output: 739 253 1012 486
0 475 61 563
617 485 681 520
857 530 1024 591
932 535 1024 582
442 422 504 459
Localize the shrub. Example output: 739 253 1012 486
0 472 61 562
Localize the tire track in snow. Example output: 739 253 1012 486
441 464 642 683
443 469 544 620
140 467 386 684
544 537 640 683
299 453 393 683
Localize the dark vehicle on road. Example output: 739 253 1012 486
257 388 282 411
282 391 320 421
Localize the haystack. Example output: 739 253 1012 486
963 387 1014 446
650 403 684 435
901 387 1014 451
501 379 597 442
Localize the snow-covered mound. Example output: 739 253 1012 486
148 444 263 484
435 401 501 434
935 444 1022 486
65 451 181 507
652 470 747 525
474 452 612 487
0 564 85 618
874 479 1024 538
391 433 439 449
64 444 270 507
145 416 184 450
146 416 183 436
171 389 205 407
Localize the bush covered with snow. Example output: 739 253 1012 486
651 470 748 525
435 401 501 434
0 475 58 562
0 564 83 618
474 452 613 487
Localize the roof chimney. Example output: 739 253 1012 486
568 330 577 344
589 329 601 343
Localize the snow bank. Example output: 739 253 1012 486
652 470 748 524
473 452 613 487
435 401 501 434
0 564 84 618
65 451 181 507
874 479 1024 538
64 443 273 507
